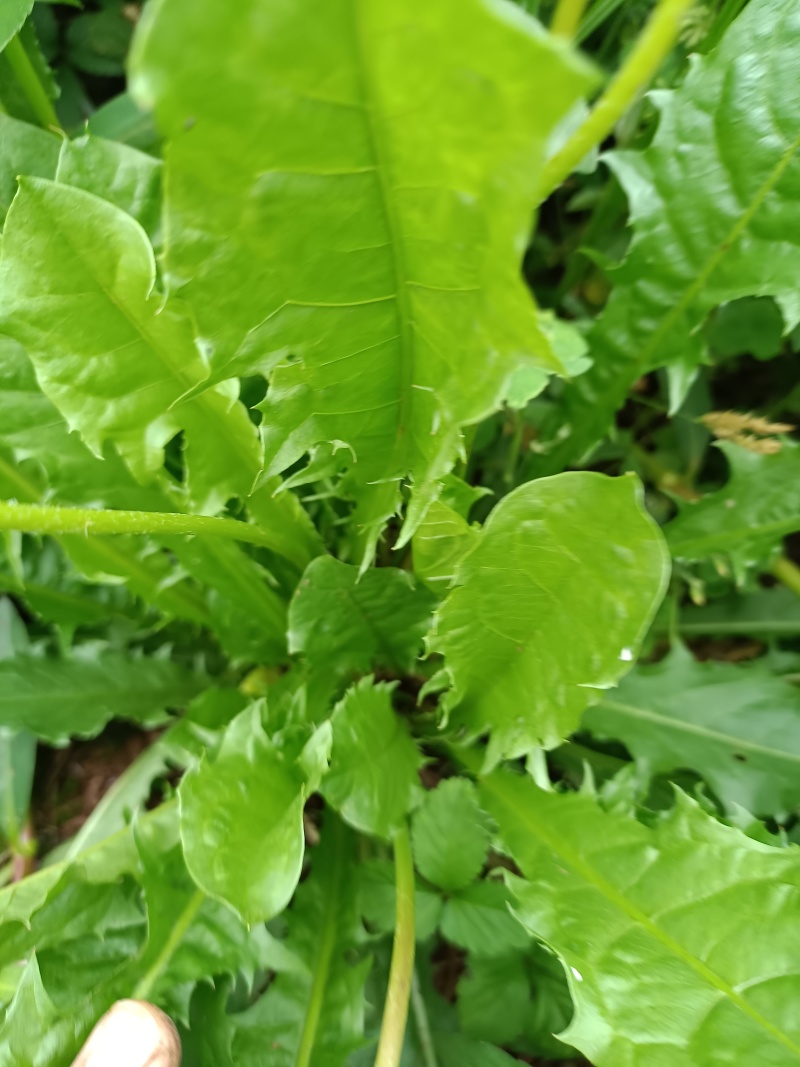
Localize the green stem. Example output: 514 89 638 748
4 35 61 132
771 555 800 600
551 0 590 38
537 0 694 203
295 818 345 1067
133 888 205 1001
503 414 525 488
411 970 439 1067
375 823 415 1067
0 500 280 551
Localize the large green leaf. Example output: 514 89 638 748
0 178 261 514
483 770 800 1067
428 473 669 763
179 705 315 924
533 0 800 473
585 644 800 818
0 114 59 225
288 556 434 680
0 3 31 54
231 817 370 1067
667 443 800 570
0 651 205 744
130 0 594 559
322 677 422 839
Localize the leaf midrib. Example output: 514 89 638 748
669 513 800 557
485 775 800 1060
596 697 800 767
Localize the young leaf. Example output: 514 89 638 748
0 178 261 513
584 644 800 818
179 705 310 924
457 953 529 1046
482 770 800 1067
667 442 800 570
412 499 479 593
411 778 491 892
322 676 422 839
428 472 669 763
288 556 434 681
230 817 370 1067
131 0 594 559
534 0 800 471
0 651 205 744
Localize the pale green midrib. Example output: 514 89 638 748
34 182 259 478
294 819 346 1067
485 778 800 1059
638 128 800 370
351 0 414 470
669 514 800 557
132 887 205 1000
596 698 800 766
0 453 212 623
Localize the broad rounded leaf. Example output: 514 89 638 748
131 0 594 559
482 770 800 1067
322 677 422 839
179 706 307 925
428 472 669 762
412 778 491 892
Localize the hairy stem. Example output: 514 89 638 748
375 823 415 1067
4 35 61 132
295 817 346 1067
771 555 800 600
0 500 279 551
551 0 590 39
538 0 694 202
411 970 439 1067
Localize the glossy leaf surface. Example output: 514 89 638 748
428 473 669 762
131 0 594 557
483 771 800 1067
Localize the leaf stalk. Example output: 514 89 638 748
375 822 415 1067
538 0 694 203
551 0 590 39
4 34 61 132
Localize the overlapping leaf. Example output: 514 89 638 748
667 442 800 570
483 770 800 1067
428 473 669 762
411 778 491 892
533 0 800 474
585 644 800 818
0 115 59 225
131 0 594 558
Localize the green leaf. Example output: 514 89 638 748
0 651 205 744
411 778 491 892
288 556 434 680
130 0 594 559
0 2 32 54
179 705 309 924
412 500 479 593
667 442 800 570
87 91 160 154
66 7 131 76
358 859 442 943
322 677 422 839
440 880 530 958
230 817 370 1067
0 600 35 850
533 0 800 472
0 178 262 513
585 644 800 818
677 586 800 638
482 769 800 1067
431 1033 519 1067
457 953 529 1046
0 113 59 224
428 472 669 763
56 133 163 244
